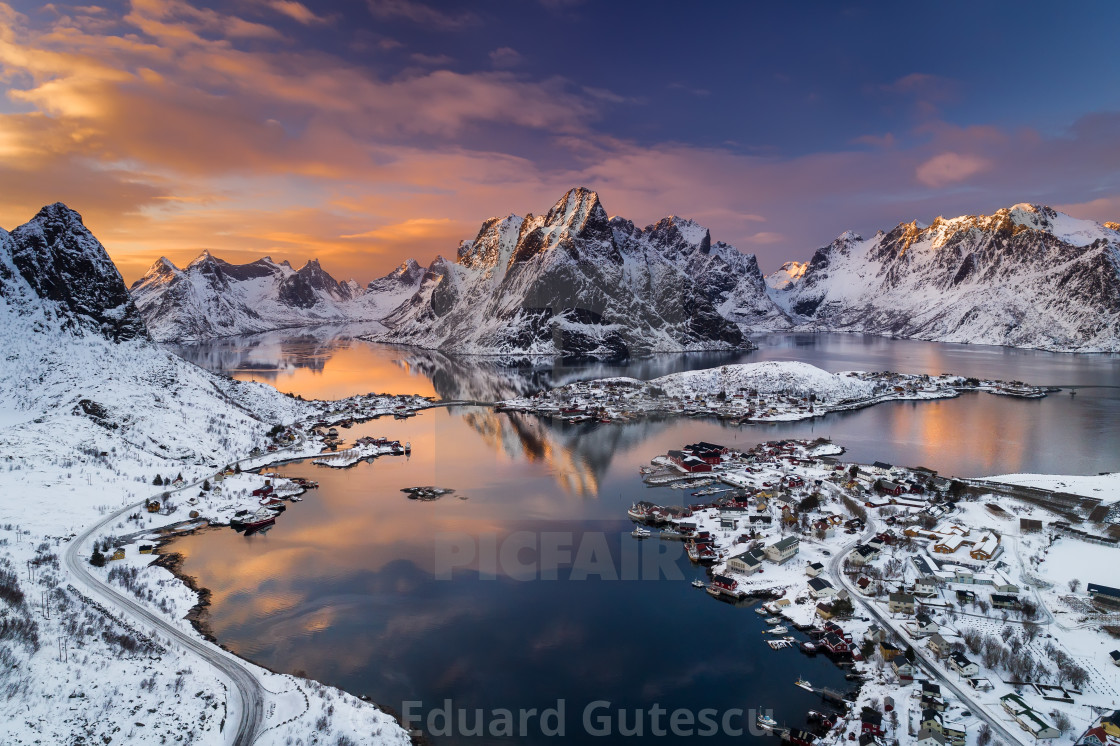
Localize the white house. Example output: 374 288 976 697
949 653 978 677
805 561 825 577
808 577 838 599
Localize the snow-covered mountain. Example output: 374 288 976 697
131 252 422 342
0 203 309 463
768 205 1120 352
373 187 782 357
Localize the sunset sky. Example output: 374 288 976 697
1 0 1118 285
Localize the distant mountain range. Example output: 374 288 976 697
770 204 1120 352
109 190 1120 355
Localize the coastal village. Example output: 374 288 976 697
496 362 1052 425
628 438 1120 746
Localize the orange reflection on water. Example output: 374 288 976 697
233 341 439 399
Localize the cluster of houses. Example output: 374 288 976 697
666 441 729 473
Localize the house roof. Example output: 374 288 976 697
889 592 915 603
1088 583 1120 599
773 536 799 551
917 728 947 746
807 561 824 569
808 577 834 591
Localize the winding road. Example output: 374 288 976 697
62 457 292 745
825 515 1027 746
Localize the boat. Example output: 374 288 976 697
627 503 651 521
795 677 813 692
692 579 705 588
765 625 788 634
765 616 782 624
800 642 817 653
756 713 777 730
754 607 770 616
404 442 411 453
287 495 302 502
242 508 277 531
631 526 651 539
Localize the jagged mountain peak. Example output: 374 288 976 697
545 186 604 226
3 203 148 342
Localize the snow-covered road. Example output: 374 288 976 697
64 494 265 746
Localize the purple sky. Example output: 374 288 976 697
1 0 1118 282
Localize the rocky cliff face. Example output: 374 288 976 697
768 205 1120 352
1 203 148 342
375 188 778 357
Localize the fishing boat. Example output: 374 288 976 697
404 442 411 454
795 677 813 692
691 579 705 588
631 526 651 539
800 642 817 653
242 508 277 531
756 713 777 730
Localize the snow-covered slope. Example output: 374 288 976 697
768 205 1120 352
373 187 783 357
0 204 411 745
131 253 420 342
643 360 876 403
0 203 311 470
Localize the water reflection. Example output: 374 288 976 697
166 330 1120 745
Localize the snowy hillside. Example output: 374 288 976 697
0 204 410 745
643 360 877 403
372 187 781 356
768 204 1120 352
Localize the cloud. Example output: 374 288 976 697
365 0 477 29
258 0 333 25
488 46 522 69
409 52 455 67
915 152 991 188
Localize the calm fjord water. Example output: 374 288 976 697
170 332 1120 744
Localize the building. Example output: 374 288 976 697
913 576 940 597
1082 727 1109 746
879 641 901 661
949 653 978 677
860 709 884 737
991 593 1021 610
920 710 944 734
1008 708 1060 739
864 625 883 644
888 592 916 615
851 544 880 565
892 659 916 681
906 613 939 638
805 561 824 577
1088 584 1120 610
916 728 947 746
926 633 950 659
808 577 838 599
765 536 800 564
816 602 835 620
1110 650 1120 667
969 531 1001 561
728 549 764 575
933 535 967 554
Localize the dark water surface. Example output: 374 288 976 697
169 331 1120 744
